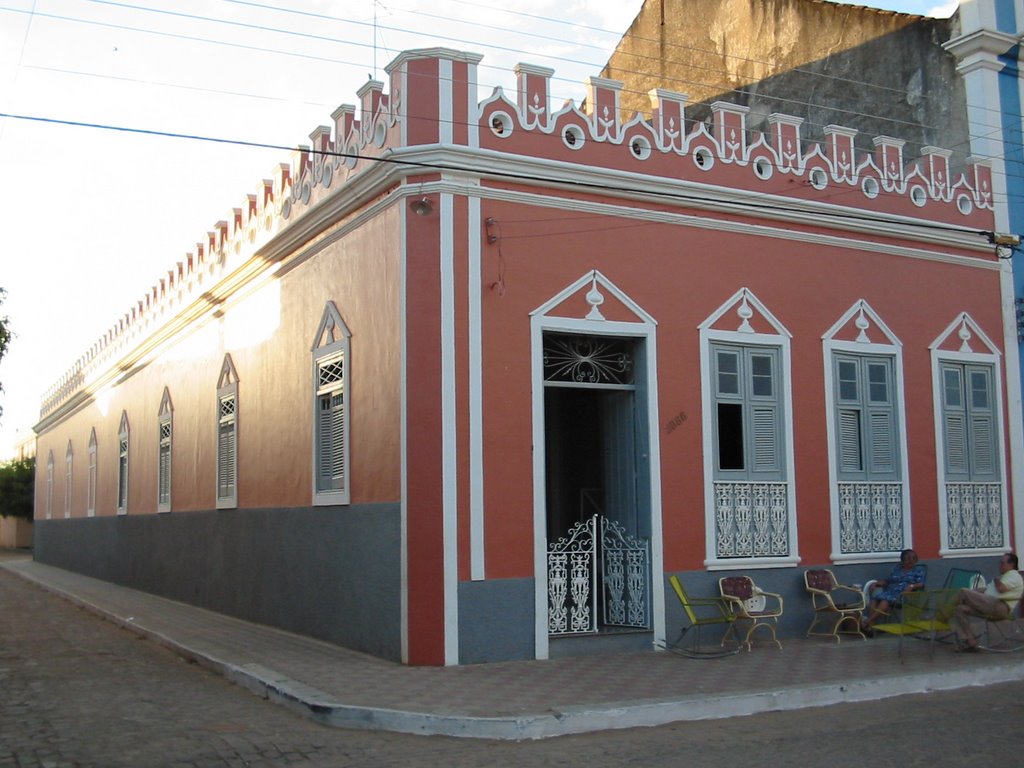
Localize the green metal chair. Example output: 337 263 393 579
665 575 739 658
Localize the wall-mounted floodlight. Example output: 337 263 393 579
410 197 433 216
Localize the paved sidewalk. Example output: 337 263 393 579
3 553 1023 740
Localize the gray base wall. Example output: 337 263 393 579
33 504 401 662
666 556 1003 646
458 577 535 664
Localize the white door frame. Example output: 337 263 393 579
529 271 664 659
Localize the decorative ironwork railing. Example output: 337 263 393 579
547 515 650 635
838 482 904 554
713 482 789 558
946 482 1004 550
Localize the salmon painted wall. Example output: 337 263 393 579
472 195 1006 578
35 209 402 520
404 199 446 664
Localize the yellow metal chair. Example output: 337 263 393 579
875 589 952 658
719 575 783 650
804 569 866 643
665 575 739 658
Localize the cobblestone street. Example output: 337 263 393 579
2 567 1022 767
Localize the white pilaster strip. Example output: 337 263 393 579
1000 261 1024 556
469 196 485 580
399 199 409 665
439 58 453 145
530 314 549 660
440 191 459 665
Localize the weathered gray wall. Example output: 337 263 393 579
33 503 402 661
603 0 969 164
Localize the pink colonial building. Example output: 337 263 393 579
34 48 1019 665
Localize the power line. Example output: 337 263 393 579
2 0 1018 155
4 2 1024 182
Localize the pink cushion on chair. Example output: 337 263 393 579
721 576 754 600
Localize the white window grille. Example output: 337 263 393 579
216 356 239 509
117 412 130 514
312 302 351 506
158 387 173 513
64 440 73 518
87 428 97 517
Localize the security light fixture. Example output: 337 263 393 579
410 197 433 216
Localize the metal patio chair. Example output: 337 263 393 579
719 575 783 650
804 569 866 643
664 575 739 658
977 585 1024 653
874 588 952 658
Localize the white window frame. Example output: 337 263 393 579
823 300 910 563
710 342 785 482
64 440 73 518
831 352 900 482
157 387 173 513
216 355 239 510
117 411 130 515
87 428 97 517
45 450 54 520
311 302 352 506
699 288 798 569
930 313 1009 556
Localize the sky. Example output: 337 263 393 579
0 0 959 459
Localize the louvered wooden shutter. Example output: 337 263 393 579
750 405 779 474
158 443 171 505
218 420 235 498
837 409 862 474
867 409 896 478
117 442 129 509
316 392 346 492
967 366 997 480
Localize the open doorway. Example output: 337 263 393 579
542 332 651 636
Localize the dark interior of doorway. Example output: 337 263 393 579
544 387 605 543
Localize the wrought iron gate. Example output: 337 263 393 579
547 514 650 635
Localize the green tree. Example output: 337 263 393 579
0 456 34 519
0 287 10 421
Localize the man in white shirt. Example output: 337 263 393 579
949 552 1023 652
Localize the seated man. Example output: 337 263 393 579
948 552 1023 652
862 549 926 634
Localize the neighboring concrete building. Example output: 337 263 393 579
601 0 970 159
33 48 1013 665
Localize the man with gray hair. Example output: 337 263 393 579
948 552 1022 652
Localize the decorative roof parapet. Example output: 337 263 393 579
40 48 995 421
